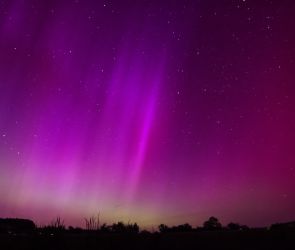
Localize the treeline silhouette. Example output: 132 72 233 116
1 216 295 250
1 216 295 235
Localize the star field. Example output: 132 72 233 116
0 0 295 228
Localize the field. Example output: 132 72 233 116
1 230 294 250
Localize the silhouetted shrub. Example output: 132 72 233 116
140 230 151 235
100 223 112 233
227 222 241 231
240 225 250 231
51 217 65 229
158 224 169 233
203 217 222 230
40 217 66 235
127 222 139 233
85 214 100 231
111 222 139 233
158 223 193 233
176 223 193 232
68 226 83 233
270 221 295 231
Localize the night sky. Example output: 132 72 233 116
0 0 295 229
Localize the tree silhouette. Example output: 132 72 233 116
179 223 192 232
100 223 111 233
227 222 241 231
203 217 222 230
158 224 169 233
127 222 139 233
111 222 139 233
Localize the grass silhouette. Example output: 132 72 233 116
0 216 295 249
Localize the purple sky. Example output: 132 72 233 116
0 0 295 229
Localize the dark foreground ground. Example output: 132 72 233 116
1 230 295 250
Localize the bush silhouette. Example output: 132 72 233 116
85 214 100 231
41 217 65 235
158 223 193 233
203 216 222 230
177 223 193 232
227 222 241 230
100 223 112 233
270 221 295 231
158 224 169 233
111 221 139 233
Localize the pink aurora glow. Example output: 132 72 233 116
0 0 295 228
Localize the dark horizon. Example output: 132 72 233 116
1 217 295 250
1 216 295 232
